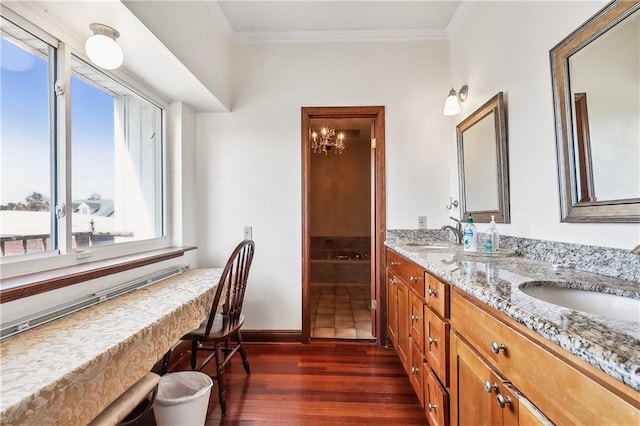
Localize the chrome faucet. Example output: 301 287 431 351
632 244 640 255
441 216 462 244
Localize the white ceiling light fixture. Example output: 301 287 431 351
85 23 123 70
443 85 469 116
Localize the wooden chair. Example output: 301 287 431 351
180 239 255 415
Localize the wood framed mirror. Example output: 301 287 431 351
456 92 510 223
550 0 640 222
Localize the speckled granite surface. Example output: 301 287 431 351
387 229 640 282
386 230 640 392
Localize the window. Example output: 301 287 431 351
1 17 54 257
70 56 163 249
1 15 165 266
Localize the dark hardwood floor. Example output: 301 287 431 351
139 342 426 425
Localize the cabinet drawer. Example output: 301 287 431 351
409 338 425 407
387 250 424 298
425 308 449 386
409 291 425 352
425 271 449 318
425 367 449 426
451 290 639 425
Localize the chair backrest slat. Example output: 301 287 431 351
205 240 255 336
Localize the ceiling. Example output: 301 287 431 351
207 0 464 42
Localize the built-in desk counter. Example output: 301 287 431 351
0 268 222 426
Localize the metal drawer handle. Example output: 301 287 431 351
428 288 436 297
428 336 436 346
491 341 507 354
390 278 398 285
411 314 419 321
496 393 512 408
428 403 437 411
484 380 498 393
410 276 419 282
411 366 419 375
390 261 400 266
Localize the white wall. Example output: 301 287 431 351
448 0 640 248
196 41 451 330
168 102 199 266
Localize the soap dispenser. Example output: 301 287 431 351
462 214 477 252
485 215 500 253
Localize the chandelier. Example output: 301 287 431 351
311 127 345 154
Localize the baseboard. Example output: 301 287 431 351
241 330 303 343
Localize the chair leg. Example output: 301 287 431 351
236 331 250 375
214 342 226 416
190 340 199 370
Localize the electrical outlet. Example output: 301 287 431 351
418 216 427 229
244 226 252 240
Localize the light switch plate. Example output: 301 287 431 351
244 226 252 240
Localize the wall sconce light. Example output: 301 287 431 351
85 23 123 70
443 85 469 116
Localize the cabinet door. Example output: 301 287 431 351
451 332 494 426
397 280 409 372
409 338 425 407
425 308 449 386
409 291 425 353
502 382 553 426
425 367 449 426
387 270 399 346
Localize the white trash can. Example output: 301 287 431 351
152 371 213 426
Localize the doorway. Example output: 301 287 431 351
301 106 386 345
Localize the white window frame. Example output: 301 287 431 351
0 7 170 281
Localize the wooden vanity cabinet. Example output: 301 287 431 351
387 247 639 425
387 250 420 374
386 249 451 424
450 331 549 426
451 289 639 425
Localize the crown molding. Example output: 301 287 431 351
232 28 449 44
203 0 233 41
446 0 474 39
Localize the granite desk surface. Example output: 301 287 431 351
385 239 640 392
0 267 223 426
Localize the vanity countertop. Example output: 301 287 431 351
385 239 640 392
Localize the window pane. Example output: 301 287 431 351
71 57 163 249
0 18 53 257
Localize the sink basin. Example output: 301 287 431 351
519 282 640 323
405 242 451 249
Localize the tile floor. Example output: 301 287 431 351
310 283 374 339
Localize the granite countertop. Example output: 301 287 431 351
384 236 640 392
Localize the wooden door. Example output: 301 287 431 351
301 106 385 344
